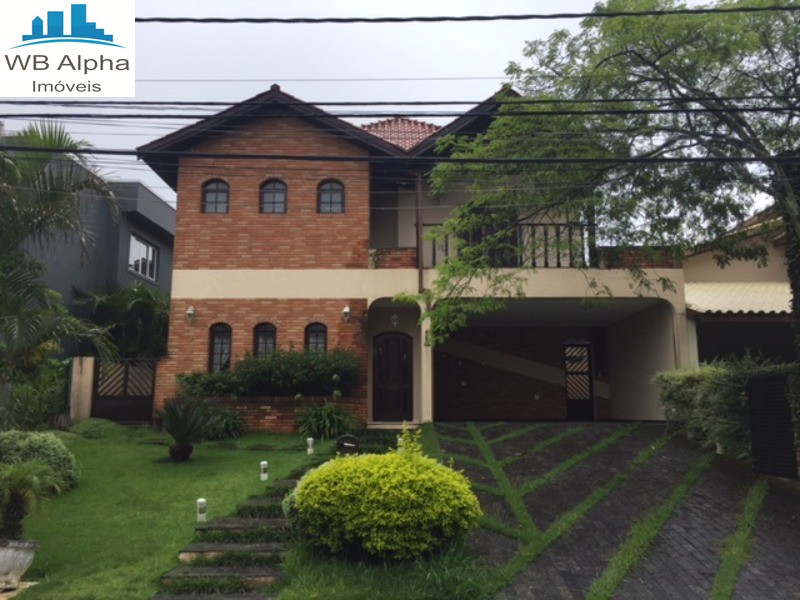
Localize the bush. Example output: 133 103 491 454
0 360 69 431
295 403 354 440
655 355 795 462
177 349 361 398
204 404 246 441
293 429 481 560
0 430 79 489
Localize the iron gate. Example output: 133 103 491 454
565 342 595 421
92 359 156 423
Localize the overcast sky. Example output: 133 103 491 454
3 1 601 204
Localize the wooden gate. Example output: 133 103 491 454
747 373 798 480
92 359 156 423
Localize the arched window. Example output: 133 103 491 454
203 180 229 214
253 323 277 356
317 180 344 214
209 323 232 372
260 179 287 214
305 323 327 353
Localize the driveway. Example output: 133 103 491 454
434 421 800 599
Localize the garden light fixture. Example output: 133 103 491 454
196 498 207 522
307 437 315 455
260 460 269 482
390 313 400 329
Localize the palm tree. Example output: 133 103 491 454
0 122 116 388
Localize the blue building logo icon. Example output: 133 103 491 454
14 3 122 48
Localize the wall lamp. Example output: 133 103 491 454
342 305 351 322
186 306 196 322
390 313 400 329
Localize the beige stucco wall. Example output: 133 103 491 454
684 243 787 282
607 302 676 420
69 356 95 424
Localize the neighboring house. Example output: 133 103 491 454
138 85 792 427
27 179 176 313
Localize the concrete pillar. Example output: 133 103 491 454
69 356 95 423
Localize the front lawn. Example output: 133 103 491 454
20 425 322 599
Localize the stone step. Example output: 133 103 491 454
161 565 283 587
178 542 286 564
154 594 276 600
195 517 288 533
244 495 283 506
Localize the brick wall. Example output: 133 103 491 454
173 117 371 270
215 396 367 433
372 248 417 269
155 298 369 413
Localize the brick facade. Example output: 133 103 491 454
173 117 371 271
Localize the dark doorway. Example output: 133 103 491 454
373 333 413 422
747 373 798 480
565 342 595 421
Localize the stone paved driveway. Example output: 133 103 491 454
434 422 800 599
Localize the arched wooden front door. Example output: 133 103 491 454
372 333 413 422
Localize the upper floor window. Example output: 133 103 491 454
317 180 344 214
203 180 229 214
253 323 276 356
260 180 287 214
128 234 159 282
209 323 232 372
305 323 327 353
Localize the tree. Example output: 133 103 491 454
73 283 170 358
420 0 800 357
0 122 115 389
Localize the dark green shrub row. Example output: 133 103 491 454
655 355 796 462
0 360 69 431
176 349 361 398
0 430 79 489
291 429 482 560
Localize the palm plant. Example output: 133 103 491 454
0 461 61 540
159 397 213 461
0 122 116 389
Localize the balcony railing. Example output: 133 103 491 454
421 222 595 269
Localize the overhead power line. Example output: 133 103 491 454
2 95 796 108
135 6 800 24
3 106 797 120
2 144 797 166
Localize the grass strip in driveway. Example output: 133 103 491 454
710 477 769 600
467 422 537 534
520 422 640 496
486 423 549 446
498 425 585 467
585 451 715 600
489 433 669 596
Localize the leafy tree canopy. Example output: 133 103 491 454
415 0 800 346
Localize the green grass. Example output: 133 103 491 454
711 478 770 600
279 540 493 600
585 452 715 599
18 426 328 600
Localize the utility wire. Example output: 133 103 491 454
2 144 798 166
135 6 800 24
1 95 797 108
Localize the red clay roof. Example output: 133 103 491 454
362 117 441 150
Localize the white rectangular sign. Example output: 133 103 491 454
0 1 136 97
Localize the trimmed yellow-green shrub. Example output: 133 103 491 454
293 430 481 560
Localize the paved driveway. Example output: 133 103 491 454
434 422 800 599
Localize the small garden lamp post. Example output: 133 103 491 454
196 498 207 522
307 437 315 455
260 460 269 482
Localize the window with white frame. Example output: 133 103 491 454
128 234 159 281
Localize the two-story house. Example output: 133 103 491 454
138 85 791 427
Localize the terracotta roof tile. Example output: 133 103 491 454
362 117 441 150
685 281 791 315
